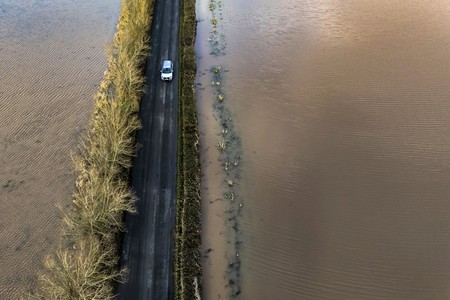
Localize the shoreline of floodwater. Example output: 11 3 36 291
200 0 245 297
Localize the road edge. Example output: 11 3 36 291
175 0 202 299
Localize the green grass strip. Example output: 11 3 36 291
176 0 202 299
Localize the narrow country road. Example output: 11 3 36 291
117 0 180 298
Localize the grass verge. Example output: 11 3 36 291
175 0 202 299
34 0 154 298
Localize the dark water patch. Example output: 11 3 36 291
210 63 244 298
2 179 24 193
197 0 246 298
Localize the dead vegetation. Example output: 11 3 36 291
33 0 154 298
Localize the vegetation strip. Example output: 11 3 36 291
34 0 154 298
208 0 244 297
175 0 202 299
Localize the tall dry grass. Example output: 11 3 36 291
34 0 154 298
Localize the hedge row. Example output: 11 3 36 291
175 0 202 298
34 0 154 298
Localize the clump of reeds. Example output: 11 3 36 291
34 0 154 298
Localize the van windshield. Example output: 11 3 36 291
162 67 171 73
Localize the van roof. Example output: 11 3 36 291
163 60 172 67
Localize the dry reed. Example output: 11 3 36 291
34 0 154 298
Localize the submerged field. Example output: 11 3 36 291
198 0 450 299
0 1 119 298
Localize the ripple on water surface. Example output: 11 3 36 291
199 0 450 299
0 0 119 297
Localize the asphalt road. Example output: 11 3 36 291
117 0 180 298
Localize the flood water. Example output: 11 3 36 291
197 0 450 299
0 0 119 297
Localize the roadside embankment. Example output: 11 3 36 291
34 0 154 298
175 0 202 299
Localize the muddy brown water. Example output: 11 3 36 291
0 0 119 297
197 0 450 299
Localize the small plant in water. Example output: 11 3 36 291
224 160 230 171
224 191 235 201
209 2 216 11
217 140 227 151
